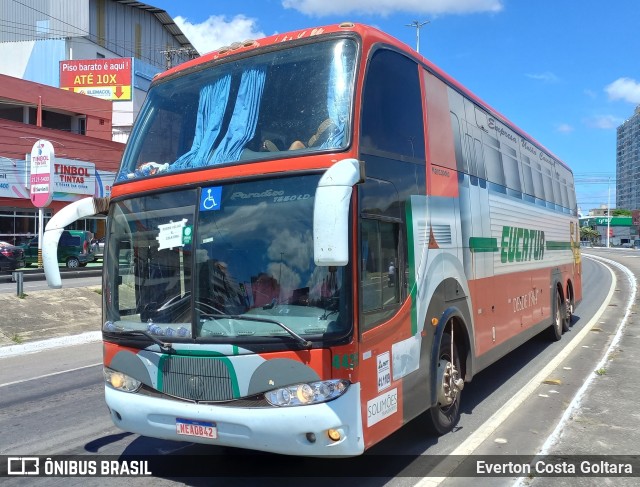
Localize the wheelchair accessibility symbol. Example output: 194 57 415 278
200 186 222 211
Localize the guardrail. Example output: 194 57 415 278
0 265 102 284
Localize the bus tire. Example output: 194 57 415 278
548 290 564 341
563 288 574 332
427 332 463 435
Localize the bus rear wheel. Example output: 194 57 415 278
548 290 565 341
563 293 573 333
427 332 463 435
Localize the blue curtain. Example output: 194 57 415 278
208 67 267 164
208 67 266 165
170 75 232 170
321 42 350 149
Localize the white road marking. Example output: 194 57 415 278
0 362 102 388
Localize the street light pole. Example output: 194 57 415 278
607 177 611 248
406 20 430 53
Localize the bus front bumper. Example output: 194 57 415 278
105 382 364 456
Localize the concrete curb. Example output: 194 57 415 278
0 331 102 358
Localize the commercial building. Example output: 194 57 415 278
579 215 636 247
616 106 640 211
0 74 123 244
0 0 197 245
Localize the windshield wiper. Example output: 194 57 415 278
205 314 312 349
120 330 175 354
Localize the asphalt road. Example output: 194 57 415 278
0 255 628 486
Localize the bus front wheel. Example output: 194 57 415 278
427 332 463 435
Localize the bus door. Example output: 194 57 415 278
356 46 426 447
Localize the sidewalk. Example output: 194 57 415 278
0 285 102 347
524 252 640 485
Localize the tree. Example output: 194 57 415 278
580 226 600 245
613 209 631 216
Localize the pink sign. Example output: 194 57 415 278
30 139 55 207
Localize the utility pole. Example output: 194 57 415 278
406 20 430 54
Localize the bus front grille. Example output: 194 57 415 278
161 356 234 401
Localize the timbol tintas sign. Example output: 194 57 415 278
29 139 54 207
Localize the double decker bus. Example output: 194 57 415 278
43 22 581 456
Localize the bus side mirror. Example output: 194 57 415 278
43 196 108 288
313 158 362 266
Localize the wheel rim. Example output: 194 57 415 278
555 295 563 334
436 356 462 411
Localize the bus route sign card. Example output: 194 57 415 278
176 418 217 439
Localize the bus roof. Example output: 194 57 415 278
154 22 571 173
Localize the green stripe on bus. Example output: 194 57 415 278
469 237 499 253
546 241 572 251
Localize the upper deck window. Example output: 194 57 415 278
117 38 357 181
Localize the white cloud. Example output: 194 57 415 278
525 72 559 83
556 123 573 133
584 115 623 130
267 228 313 273
605 77 640 104
281 0 503 16
175 15 266 55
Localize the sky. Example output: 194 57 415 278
148 0 640 214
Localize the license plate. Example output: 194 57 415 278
176 418 217 439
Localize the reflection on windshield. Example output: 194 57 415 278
117 38 356 181
105 175 350 345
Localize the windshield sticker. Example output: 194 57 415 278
156 218 188 250
200 186 222 212
182 225 193 245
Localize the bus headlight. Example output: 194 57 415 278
103 367 142 393
265 379 349 406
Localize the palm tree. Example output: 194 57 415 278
580 227 600 246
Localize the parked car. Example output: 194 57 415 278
0 240 26 273
21 230 96 268
92 236 105 261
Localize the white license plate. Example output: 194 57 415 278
176 418 217 439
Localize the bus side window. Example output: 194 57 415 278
360 49 424 160
450 112 467 174
360 218 400 331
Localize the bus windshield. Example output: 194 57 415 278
104 174 350 345
117 37 357 181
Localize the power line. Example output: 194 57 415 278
0 19 175 57
5 0 196 67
